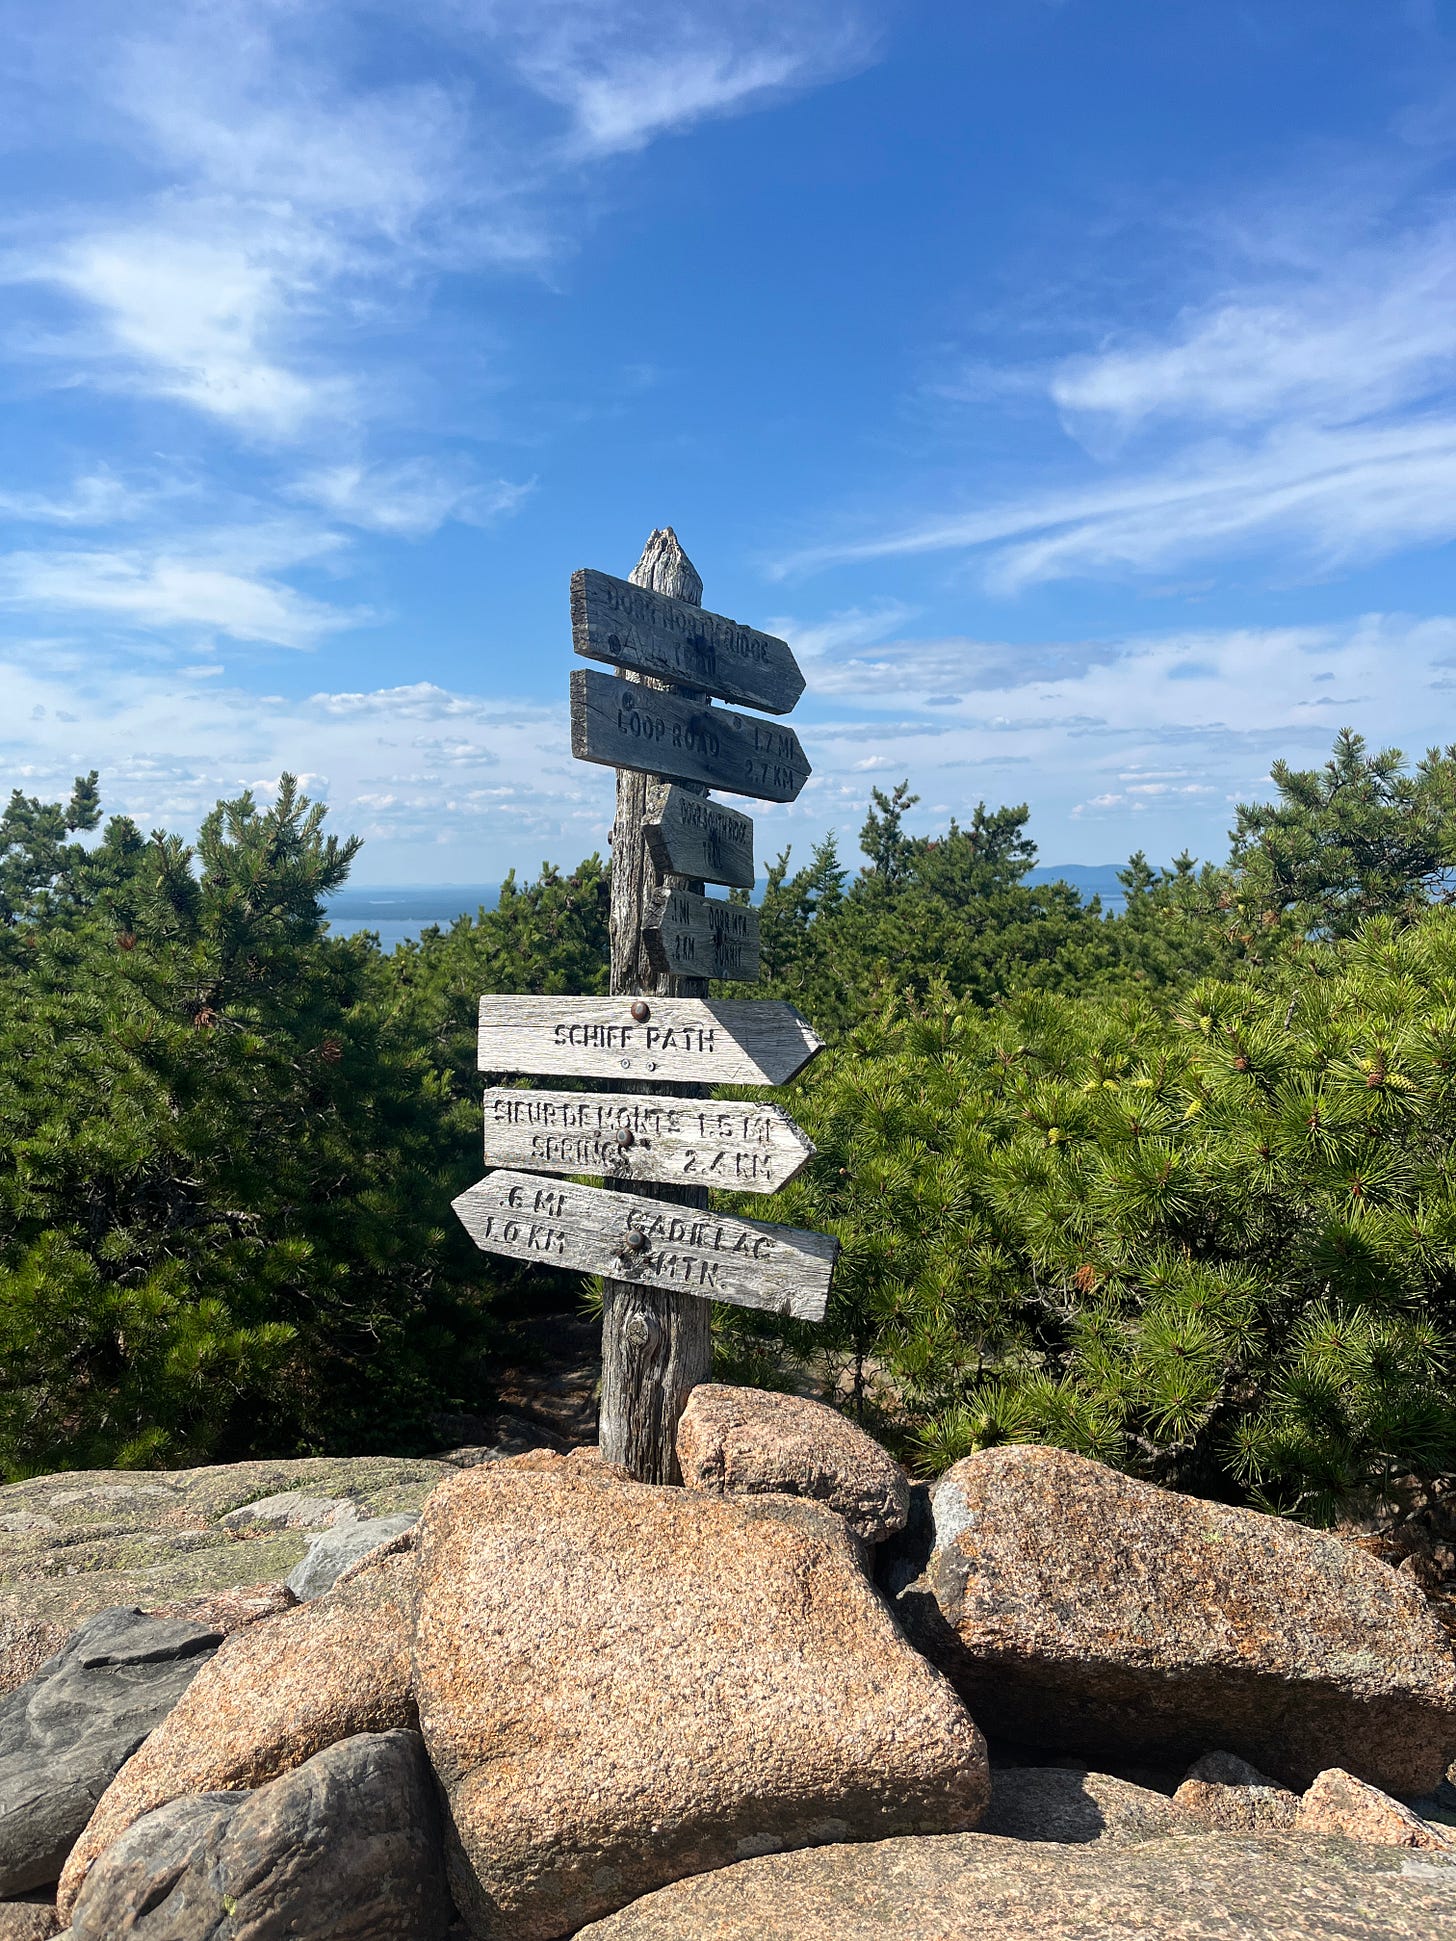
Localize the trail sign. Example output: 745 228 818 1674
570 668 811 802
571 568 804 715
644 784 754 890
477 995 821 1086
482 1089 815 1193
453 1171 837 1320
644 886 760 983
454 531 835 1487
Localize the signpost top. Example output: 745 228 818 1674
572 567 805 715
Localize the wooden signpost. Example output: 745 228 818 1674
455 529 836 1485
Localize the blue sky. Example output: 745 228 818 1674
3 1 1456 883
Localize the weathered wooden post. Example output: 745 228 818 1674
453 529 833 1486
598 531 713 1484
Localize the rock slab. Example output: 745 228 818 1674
1173 1751 1300 1834
573 1829 1456 1940
981 1767 1193 1845
68 1730 453 1940
1297 1767 1456 1850
0 1608 219 1895
56 1546 417 1922
901 1446 1456 1793
0 1906 58 1940
414 1456 987 1940
676 1384 910 1544
0 1457 447 1698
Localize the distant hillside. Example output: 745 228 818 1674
1026 864 1128 914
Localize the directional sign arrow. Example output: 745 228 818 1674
644 784 755 889
452 1170 837 1320
571 567 805 715
477 996 823 1086
643 886 761 983
483 1089 815 1194
570 669 811 803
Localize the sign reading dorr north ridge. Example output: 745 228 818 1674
455 541 837 1358
572 568 805 715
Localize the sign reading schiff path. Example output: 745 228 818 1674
453 533 836 1480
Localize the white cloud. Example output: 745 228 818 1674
0 471 154 526
288 458 534 536
783 410 1456 592
1051 221 1456 440
0 652 607 866
0 522 360 648
476 1 875 157
783 179 1456 593
30 223 338 435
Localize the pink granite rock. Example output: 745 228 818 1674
677 1384 910 1543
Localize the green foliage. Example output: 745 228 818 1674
739 783 1148 1033
724 912 1456 1521
8 724 1456 1501
0 776 495 1473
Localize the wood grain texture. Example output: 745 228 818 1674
572 567 805 715
643 784 755 889
452 1171 837 1321
571 668 811 802
482 1088 815 1193
477 995 823 1086
644 886 761 983
600 528 712 1486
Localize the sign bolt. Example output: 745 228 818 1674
631 1000 651 1022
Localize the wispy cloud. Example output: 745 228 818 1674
0 521 360 649
475 1 875 157
782 174 1456 593
288 458 534 536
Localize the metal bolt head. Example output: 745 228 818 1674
618 1128 635 1148
631 1000 651 1022
621 1228 648 1253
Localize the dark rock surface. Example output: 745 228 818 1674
283 1512 420 1601
898 1445 1456 1793
57 1543 417 1922
573 1830 1456 1939
67 1729 453 1940
0 1608 219 1895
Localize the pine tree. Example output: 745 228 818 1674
0 776 493 1471
720 912 1456 1526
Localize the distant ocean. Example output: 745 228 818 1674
327 865 1129 953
